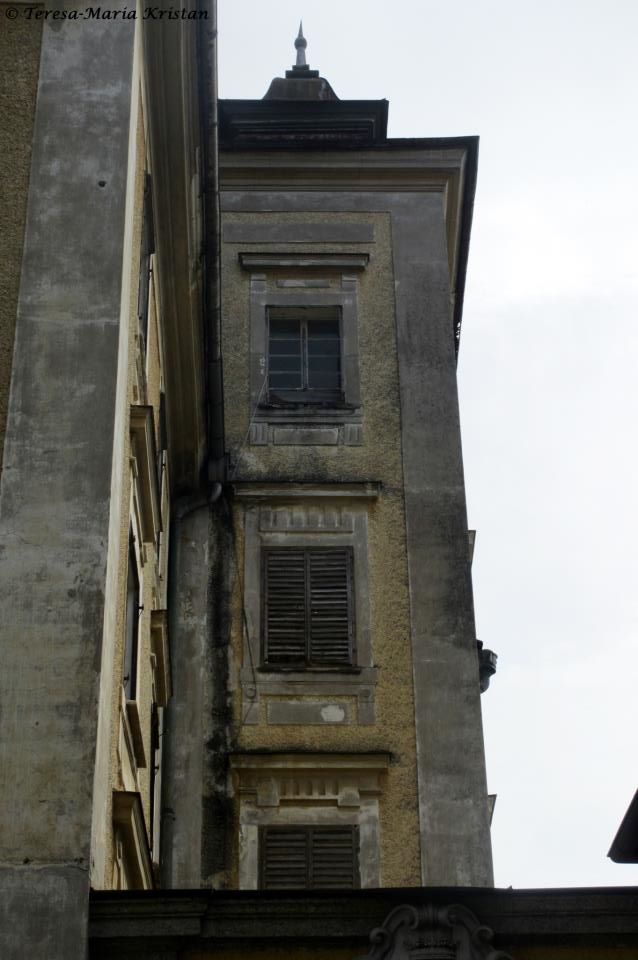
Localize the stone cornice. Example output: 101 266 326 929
90 886 638 951
142 13 208 495
239 252 369 271
231 481 382 501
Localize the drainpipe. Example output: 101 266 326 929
197 0 226 486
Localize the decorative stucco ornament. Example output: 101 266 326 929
357 903 514 960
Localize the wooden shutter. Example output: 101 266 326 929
260 826 359 890
260 827 309 889
263 549 307 664
309 826 359 889
263 548 355 667
308 548 354 665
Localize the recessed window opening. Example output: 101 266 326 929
123 531 140 700
262 546 355 668
267 306 342 404
259 825 360 890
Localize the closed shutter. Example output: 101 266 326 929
309 826 359 889
262 548 355 666
308 549 353 664
260 827 309 889
260 826 359 889
263 549 307 664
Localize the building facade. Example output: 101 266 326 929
5 11 638 960
0 2 218 955
0 10 501 959
163 34 494 893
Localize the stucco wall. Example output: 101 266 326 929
220 211 421 888
0 9 136 956
0 11 42 471
99 94 165 890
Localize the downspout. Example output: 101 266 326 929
160 1 224 887
197 0 226 485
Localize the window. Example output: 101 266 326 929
137 172 155 353
238 492 378 725
232 752 387 888
262 547 355 668
259 825 359 890
123 531 140 701
267 307 342 405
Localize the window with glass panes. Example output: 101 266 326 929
267 306 342 403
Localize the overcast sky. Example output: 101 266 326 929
218 0 638 889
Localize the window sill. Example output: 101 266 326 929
260 398 354 412
249 415 363 447
259 665 362 675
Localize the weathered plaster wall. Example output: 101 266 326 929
0 12 42 471
95 94 160 890
219 211 421 888
214 178 493 889
0 10 135 955
162 505 213 888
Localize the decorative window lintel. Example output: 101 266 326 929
130 405 161 543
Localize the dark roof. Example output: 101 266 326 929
218 98 389 149
609 788 638 862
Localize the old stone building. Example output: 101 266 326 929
0 1 219 954
162 26 494 894
2 6 638 960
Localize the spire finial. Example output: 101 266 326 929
294 21 307 68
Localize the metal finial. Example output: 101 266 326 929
294 21 307 67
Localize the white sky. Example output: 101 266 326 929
218 0 638 889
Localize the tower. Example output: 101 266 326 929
164 28 495 891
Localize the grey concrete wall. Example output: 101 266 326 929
389 192 494 886
162 506 211 887
162 499 235 890
0 12 42 472
0 10 135 957
0 866 88 958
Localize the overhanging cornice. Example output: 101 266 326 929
142 12 208 494
90 886 638 950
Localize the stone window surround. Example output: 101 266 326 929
242 253 367 447
112 790 154 891
231 753 389 890
235 483 380 725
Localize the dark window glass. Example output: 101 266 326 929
137 173 155 353
123 532 140 700
267 310 342 402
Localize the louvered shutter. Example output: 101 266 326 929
260 827 309 889
308 548 354 665
260 826 359 889
309 826 359 889
263 549 307 664
263 548 355 667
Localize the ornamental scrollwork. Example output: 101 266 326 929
356 902 514 960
